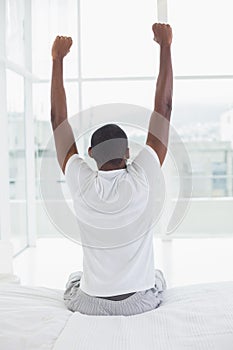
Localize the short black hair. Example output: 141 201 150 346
90 124 128 167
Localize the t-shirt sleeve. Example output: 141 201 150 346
129 145 160 175
128 145 164 223
64 154 95 198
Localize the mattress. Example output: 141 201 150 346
0 279 233 350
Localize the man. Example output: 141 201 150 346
51 23 173 316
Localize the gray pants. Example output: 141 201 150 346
64 270 167 316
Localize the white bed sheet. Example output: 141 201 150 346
0 283 71 350
54 281 233 350
1 281 233 350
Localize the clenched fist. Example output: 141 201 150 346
152 23 172 47
52 36 73 60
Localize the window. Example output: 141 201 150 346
172 79 233 198
165 0 233 236
2 0 29 253
6 0 25 66
1 0 233 247
32 0 78 79
81 0 158 78
168 0 233 76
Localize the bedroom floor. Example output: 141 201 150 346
13 237 233 290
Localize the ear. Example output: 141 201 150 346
88 147 93 158
125 147 130 160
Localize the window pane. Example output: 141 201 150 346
81 0 159 78
7 70 27 251
32 0 78 79
82 80 155 110
33 82 79 121
172 79 233 198
168 0 233 75
6 0 25 66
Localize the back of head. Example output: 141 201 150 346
90 124 128 168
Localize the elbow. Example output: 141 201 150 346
164 92 173 113
154 101 172 120
165 100 172 119
166 97 172 113
163 102 172 121
50 109 62 130
50 109 60 130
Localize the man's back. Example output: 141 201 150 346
65 145 164 296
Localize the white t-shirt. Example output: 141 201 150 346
65 145 164 297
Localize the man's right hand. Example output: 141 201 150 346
152 23 172 47
52 36 73 60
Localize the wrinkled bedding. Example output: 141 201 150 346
1 279 233 350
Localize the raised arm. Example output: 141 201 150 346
51 36 78 174
146 23 173 166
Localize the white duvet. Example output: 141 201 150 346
0 280 233 350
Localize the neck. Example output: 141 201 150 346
99 159 127 171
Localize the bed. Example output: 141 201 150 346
1 276 233 350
